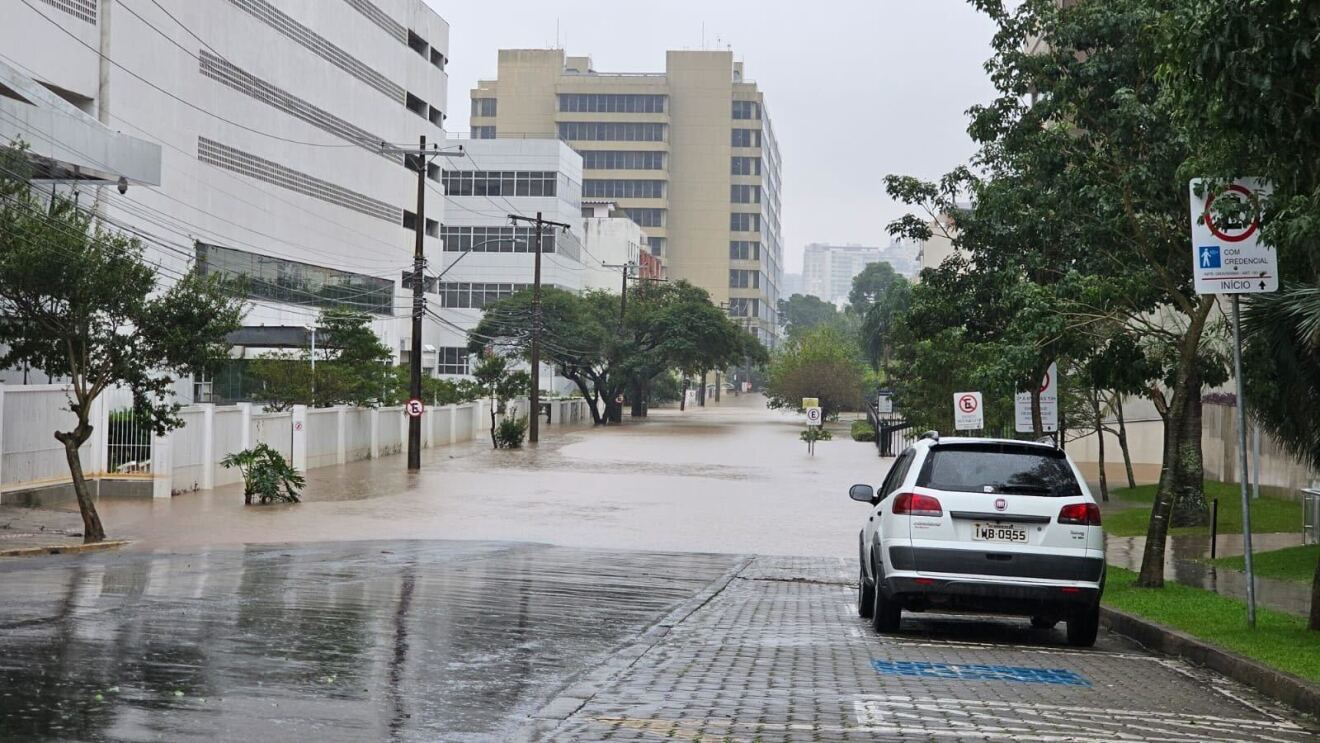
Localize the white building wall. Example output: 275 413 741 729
434 139 585 394
5 0 452 395
581 217 647 292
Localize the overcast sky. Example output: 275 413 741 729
427 1 999 273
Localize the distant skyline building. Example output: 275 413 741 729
468 48 784 344
801 242 918 307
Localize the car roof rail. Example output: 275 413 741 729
920 430 940 442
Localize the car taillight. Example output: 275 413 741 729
893 492 943 517
1058 503 1102 526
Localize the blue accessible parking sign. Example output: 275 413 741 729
1198 245 1221 269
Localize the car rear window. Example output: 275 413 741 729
917 443 1082 497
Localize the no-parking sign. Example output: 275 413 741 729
406 399 424 418
953 392 983 431
805 407 823 427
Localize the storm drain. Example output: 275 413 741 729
872 659 1090 686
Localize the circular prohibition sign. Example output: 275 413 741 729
958 394 979 414
1203 183 1262 244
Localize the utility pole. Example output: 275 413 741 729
509 212 571 443
382 138 465 471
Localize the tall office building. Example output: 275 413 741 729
469 49 783 344
802 242 919 307
3 0 450 398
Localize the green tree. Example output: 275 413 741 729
764 326 867 419
470 352 529 448
0 147 245 542
778 293 846 339
1167 0 1320 625
248 308 393 410
847 261 904 316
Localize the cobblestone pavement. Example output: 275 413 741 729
534 556 1320 742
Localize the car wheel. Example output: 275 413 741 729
1030 615 1058 630
1066 603 1100 647
870 566 901 633
858 563 875 619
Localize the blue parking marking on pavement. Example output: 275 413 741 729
871 660 1090 687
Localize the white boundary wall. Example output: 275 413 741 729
0 384 591 499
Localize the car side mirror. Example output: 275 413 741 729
849 484 875 503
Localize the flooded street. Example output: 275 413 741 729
4 399 1318 742
92 396 883 558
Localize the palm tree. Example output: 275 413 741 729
1243 284 1320 630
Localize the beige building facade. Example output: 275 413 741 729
469 49 783 344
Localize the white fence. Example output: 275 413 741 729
0 384 592 499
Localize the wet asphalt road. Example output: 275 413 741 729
0 541 739 742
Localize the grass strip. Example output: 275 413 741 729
1211 543 1320 584
1102 481 1302 537
1103 566 1320 683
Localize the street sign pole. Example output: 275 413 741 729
1191 177 1274 628
1231 294 1257 627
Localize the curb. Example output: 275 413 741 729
1101 605 1320 718
0 540 130 558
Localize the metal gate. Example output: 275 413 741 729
107 408 152 474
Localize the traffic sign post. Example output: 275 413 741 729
805 407 823 427
406 399 424 419
877 393 893 416
1015 362 1059 434
1191 177 1277 628
953 392 983 431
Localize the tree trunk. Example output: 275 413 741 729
1310 558 1320 631
697 371 706 407
1093 389 1108 502
1137 299 1213 587
489 396 499 448
1168 388 1208 527
1031 384 1043 439
630 377 645 418
1115 397 1137 489
58 432 105 544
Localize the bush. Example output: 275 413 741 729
221 444 305 505
800 427 834 443
495 416 528 449
851 419 876 442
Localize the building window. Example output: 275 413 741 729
472 126 496 139
731 156 761 176
731 185 761 204
437 282 533 309
624 208 666 227
472 98 497 117
648 236 666 256
437 347 470 375
583 179 665 199
407 30 429 58
728 298 759 317
729 269 759 289
581 150 665 170
406 93 428 119
729 241 760 260
732 100 760 120
196 242 394 315
558 94 666 113
731 128 761 147
430 48 446 70
441 170 557 197
440 225 557 253
428 106 444 127
730 213 760 232
558 122 665 142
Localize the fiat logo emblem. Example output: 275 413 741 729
994 497 1007 511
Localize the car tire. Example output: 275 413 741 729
870 560 901 633
1066 603 1100 647
1030 615 1058 630
858 563 875 619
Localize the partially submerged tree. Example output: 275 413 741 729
764 326 868 419
470 352 529 448
0 147 244 542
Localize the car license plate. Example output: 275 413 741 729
973 523 1028 543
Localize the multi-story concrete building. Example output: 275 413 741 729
581 201 661 292
3 0 451 399
435 138 586 392
468 49 783 344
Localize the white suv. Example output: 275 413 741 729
851 433 1105 646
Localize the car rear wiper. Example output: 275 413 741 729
993 483 1052 495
